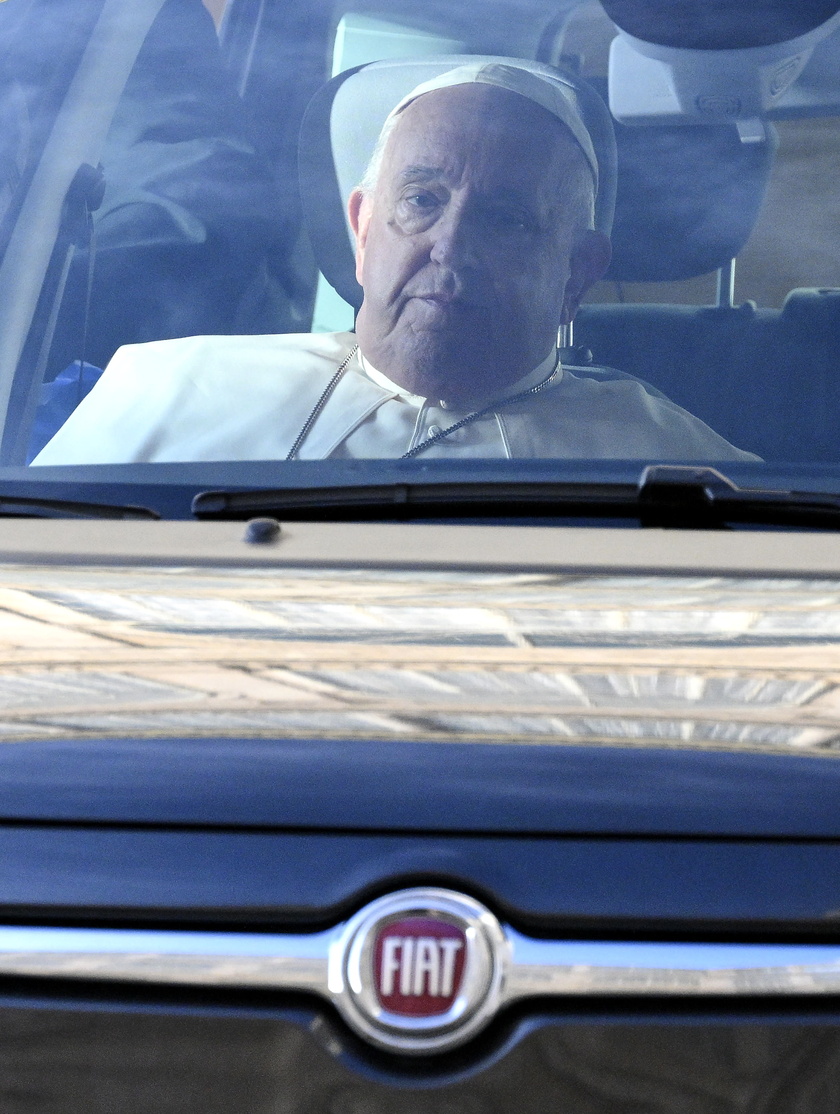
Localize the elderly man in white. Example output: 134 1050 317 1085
33 63 756 464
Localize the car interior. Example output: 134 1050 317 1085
3 0 840 466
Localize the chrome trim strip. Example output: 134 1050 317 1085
0 926 334 991
504 932 840 997
0 925 840 998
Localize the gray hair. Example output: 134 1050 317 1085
357 112 399 196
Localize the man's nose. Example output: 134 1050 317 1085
428 207 481 270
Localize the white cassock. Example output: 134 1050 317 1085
32 330 758 464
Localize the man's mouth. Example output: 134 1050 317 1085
411 290 486 310
399 284 489 325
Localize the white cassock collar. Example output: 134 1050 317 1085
358 347 562 411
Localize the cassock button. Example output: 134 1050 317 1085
427 424 443 437
439 400 450 410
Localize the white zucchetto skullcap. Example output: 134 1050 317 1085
387 62 599 187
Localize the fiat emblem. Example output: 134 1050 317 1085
329 888 509 1054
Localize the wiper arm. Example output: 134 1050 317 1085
0 495 159 520
636 466 840 529
192 466 840 531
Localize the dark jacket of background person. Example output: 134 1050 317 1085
47 0 293 375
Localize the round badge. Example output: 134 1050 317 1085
329 888 508 1054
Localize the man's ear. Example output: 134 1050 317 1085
348 188 372 285
560 230 611 323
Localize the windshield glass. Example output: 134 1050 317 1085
3 0 840 491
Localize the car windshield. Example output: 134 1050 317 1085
2 0 840 508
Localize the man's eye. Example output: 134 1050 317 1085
404 191 440 210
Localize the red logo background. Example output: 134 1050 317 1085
373 916 467 1017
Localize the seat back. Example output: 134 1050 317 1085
577 290 840 462
572 96 800 460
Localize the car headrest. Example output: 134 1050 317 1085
582 77 779 283
298 56 617 312
605 111 780 282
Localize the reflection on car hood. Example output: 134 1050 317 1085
0 563 839 755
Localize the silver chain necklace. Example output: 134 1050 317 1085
285 343 561 461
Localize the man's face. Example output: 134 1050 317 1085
349 84 610 404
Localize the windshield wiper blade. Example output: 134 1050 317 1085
193 479 638 521
192 466 840 530
0 495 159 520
